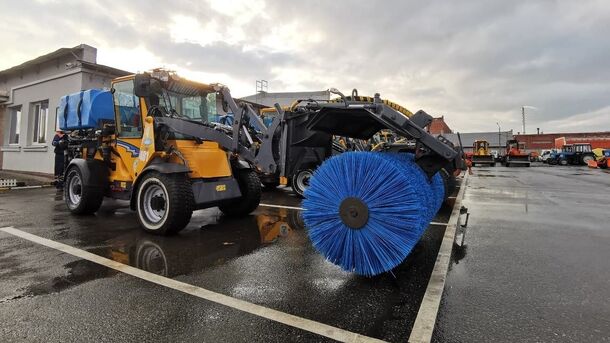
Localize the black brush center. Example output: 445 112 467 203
339 197 369 229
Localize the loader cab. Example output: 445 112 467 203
131 72 222 126
473 140 489 156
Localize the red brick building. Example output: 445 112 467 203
514 132 610 151
428 116 453 134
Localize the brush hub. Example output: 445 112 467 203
339 197 369 229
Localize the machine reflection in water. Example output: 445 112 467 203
104 208 304 277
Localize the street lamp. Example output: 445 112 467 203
496 122 501 153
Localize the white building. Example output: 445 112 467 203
240 90 331 108
0 44 130 174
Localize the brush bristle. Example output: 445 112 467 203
302 151 444 276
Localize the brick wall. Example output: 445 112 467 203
515 132 610 151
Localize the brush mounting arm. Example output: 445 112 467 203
306 101 459 176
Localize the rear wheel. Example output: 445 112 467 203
136 172 193 235
219 169 261 217
64 166 104 214
581 154 595 165
291 169 313 198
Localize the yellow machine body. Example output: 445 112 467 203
472 140 495 166
92 75 232 189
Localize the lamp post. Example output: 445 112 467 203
496 122 501 153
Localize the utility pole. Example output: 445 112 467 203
496 122 501 153
522 106 526 134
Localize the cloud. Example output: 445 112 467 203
1 0 610 133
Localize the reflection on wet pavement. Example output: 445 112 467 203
0 183 459 342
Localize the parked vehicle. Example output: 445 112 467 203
553 143 596 166
503 139 530 167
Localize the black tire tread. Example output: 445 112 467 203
291 169 313 198
137 172 194 235
219 170 261 217
65 167 104 215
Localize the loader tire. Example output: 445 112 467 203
219 170 261 217
136 172 193 235
291 169 313 198
65 166 104 215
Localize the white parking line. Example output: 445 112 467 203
0 226 384 343
259 203 304 211
409 174 469 343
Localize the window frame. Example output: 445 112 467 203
8 105 22 146
112 79 143 139
31 100 49 145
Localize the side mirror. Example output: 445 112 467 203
134 74 162 97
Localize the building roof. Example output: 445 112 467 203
428 116 453 134
0 44 131 78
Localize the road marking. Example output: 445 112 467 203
0 185 50 191
429 221 448 226
409 173 469 343
259 203 304 211
0 226 385 343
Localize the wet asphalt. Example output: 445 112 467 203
0 181 458 342
433 164 610 342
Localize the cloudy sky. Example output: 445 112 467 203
1 0 609 133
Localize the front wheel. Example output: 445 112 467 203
559 159 568 166
219 169 261 217
291 169 313 198
64 166 104 214
136 172 193 235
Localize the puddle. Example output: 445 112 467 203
95 208 306 277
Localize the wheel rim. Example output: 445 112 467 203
582 155 594 163
68 173 82 206
136 242 168 276
296 170 312 193
141 182 168 226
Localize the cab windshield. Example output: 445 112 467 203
155 79 219 123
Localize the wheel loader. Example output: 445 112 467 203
58 70 279 235
503 139 530 167
471 140 496 166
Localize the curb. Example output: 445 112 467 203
0 185 53 191
409 172 469 343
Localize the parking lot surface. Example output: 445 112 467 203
0 183 457 342
433 165 610 342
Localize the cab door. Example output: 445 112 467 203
111 78 143 181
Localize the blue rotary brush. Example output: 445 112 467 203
302 151 444 276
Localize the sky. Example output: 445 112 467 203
1 0 609 133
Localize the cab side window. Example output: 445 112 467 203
113 80 142 138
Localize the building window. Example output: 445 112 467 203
31 100 49 144
8 106 21 145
